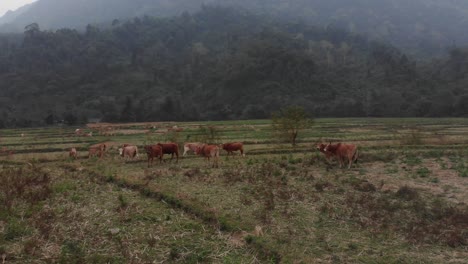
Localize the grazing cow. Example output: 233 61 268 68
221 142 244 157
69 148 78 159
88 143 106 158
157 143 179 163
0 147 14 157
144 145 162 167
183 142 203 156
316 143 335 163
119 145 138 161
169 125 184 132
324 142 358 169
75 129 82 136
195 144 220 168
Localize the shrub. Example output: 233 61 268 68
416 167 431 178
396 186 419 201
400 129 424 145
0 166 51 211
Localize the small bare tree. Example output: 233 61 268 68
272 106 312 146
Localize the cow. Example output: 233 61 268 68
195 144 220 168
88 143 106 158
183 142 203 156
75 129 83 136
69 147 78 159
157 143 179 163
324 142 358 169
144 145 162 167
119 145 138 161
220 142 244 157
0 147 14 157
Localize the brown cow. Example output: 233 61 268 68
221 142 244 157
157 143 179 163
69 147 78 159
324 142 358 169
0 147 14 157
88 143 106 158
144 145 162 167
183 142 203 156
195 144 220 168
119 145 138 161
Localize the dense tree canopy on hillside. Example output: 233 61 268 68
0 6 467 127
3 0 468 57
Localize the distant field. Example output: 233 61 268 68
1 118 467 263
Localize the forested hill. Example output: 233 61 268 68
2 0 468 57
0 6 467 127
0 0 203 31
224 0 468 57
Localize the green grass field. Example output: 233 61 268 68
1 118 467 263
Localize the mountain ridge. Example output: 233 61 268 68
2 0 468 57
0 6 467 127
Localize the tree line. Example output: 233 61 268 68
0 6 467 127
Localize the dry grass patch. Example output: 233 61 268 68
1 164 257 263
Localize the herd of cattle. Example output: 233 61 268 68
69 142 245 168
68 139 358 169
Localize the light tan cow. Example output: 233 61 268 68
183 142 203 156
195 144 220 168
69 148 78 159
119 145 139 161
88 143 106 158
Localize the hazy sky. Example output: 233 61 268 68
0 0 37 17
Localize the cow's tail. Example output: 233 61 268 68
352 149 359 164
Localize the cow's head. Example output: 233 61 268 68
324 142 331 152
144 145 153 153
96 143 105 151
316 143 325 152
118 148 123 157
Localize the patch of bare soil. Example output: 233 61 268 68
363 159 468 204
112 129 149 135
86 122 167 129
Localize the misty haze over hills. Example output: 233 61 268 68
1 0 468 56
0 1 468 127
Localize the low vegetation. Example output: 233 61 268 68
1 118 467 263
